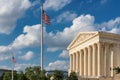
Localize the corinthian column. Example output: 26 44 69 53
74 53 76 72
73 54 75 71
88 46 92 76
80 50 82 76
97 42 101 76
105 43 110 77
84 48 87 76
92 44 96 76
76 52 79 73
70 54 73 72
111 47 114 77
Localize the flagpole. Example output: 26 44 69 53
11 55 14 80
12 62 14 80
40 0 44 71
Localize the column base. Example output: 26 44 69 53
79 76 114 80
80 76 100 78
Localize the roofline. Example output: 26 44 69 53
67 31 120 50
67 31 99 50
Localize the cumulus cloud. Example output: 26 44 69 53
0 66 11 70
59 50 69 58
0 63 37 71
0 0 31 34
0 14 96 53
44 0 72 11
46 14 96 52
12 24 41 49
45 60 69 71
1 14 120 71
14 63 36 71
0 54 10 61
100 17 120 34
1 14 120 54
57 11 77 23
19 51 34 61
0 24 41 54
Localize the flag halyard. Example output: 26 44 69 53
42 10 50 25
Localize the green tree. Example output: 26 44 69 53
25 66 48 80
53 70 64 80
3 72 17 80
113 67 120 74
68 72 78 80
17 71 27 80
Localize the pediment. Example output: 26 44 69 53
67 32 98 50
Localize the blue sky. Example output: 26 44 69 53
0 0 120 71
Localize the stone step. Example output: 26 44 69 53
80 78 99 80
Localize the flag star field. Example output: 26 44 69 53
0 0 120 71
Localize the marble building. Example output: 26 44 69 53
67 31 120 80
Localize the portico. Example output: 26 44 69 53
67 31 120 79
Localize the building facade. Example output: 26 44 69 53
67 31 120 80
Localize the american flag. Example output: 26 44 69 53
12 56 16 63
42 10 50 25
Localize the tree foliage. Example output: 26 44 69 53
68 72 78 80
113 67 120 74
53 70 64 80
2 66 48 80
17 71 27 80
3 72 17 80
25 66 47 80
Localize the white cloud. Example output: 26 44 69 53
57 11 77 23
47 47 61 52
0 66 11 70
19 51 34 61
0 14 96 53
0 63 37 71
0 24 41 54
45 60 69 71
46 14 96 52
59 50 69 58
44 0 72 11
46 15 120 52
14 63 37 71
0 0 31 34
12 24 41 49
1 15 120 54
100 17 120 34
0 55 10 61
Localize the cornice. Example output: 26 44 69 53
67 31 120 50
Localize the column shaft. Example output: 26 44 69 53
92 44 96 76
98 42 101 76
84 48 87 76
105 43 110 77
88 46 91 76
111 50 114 77
70 54 72 72
76 52 79 73
80 51 82 76
73 54 75 71
74 53 76 72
